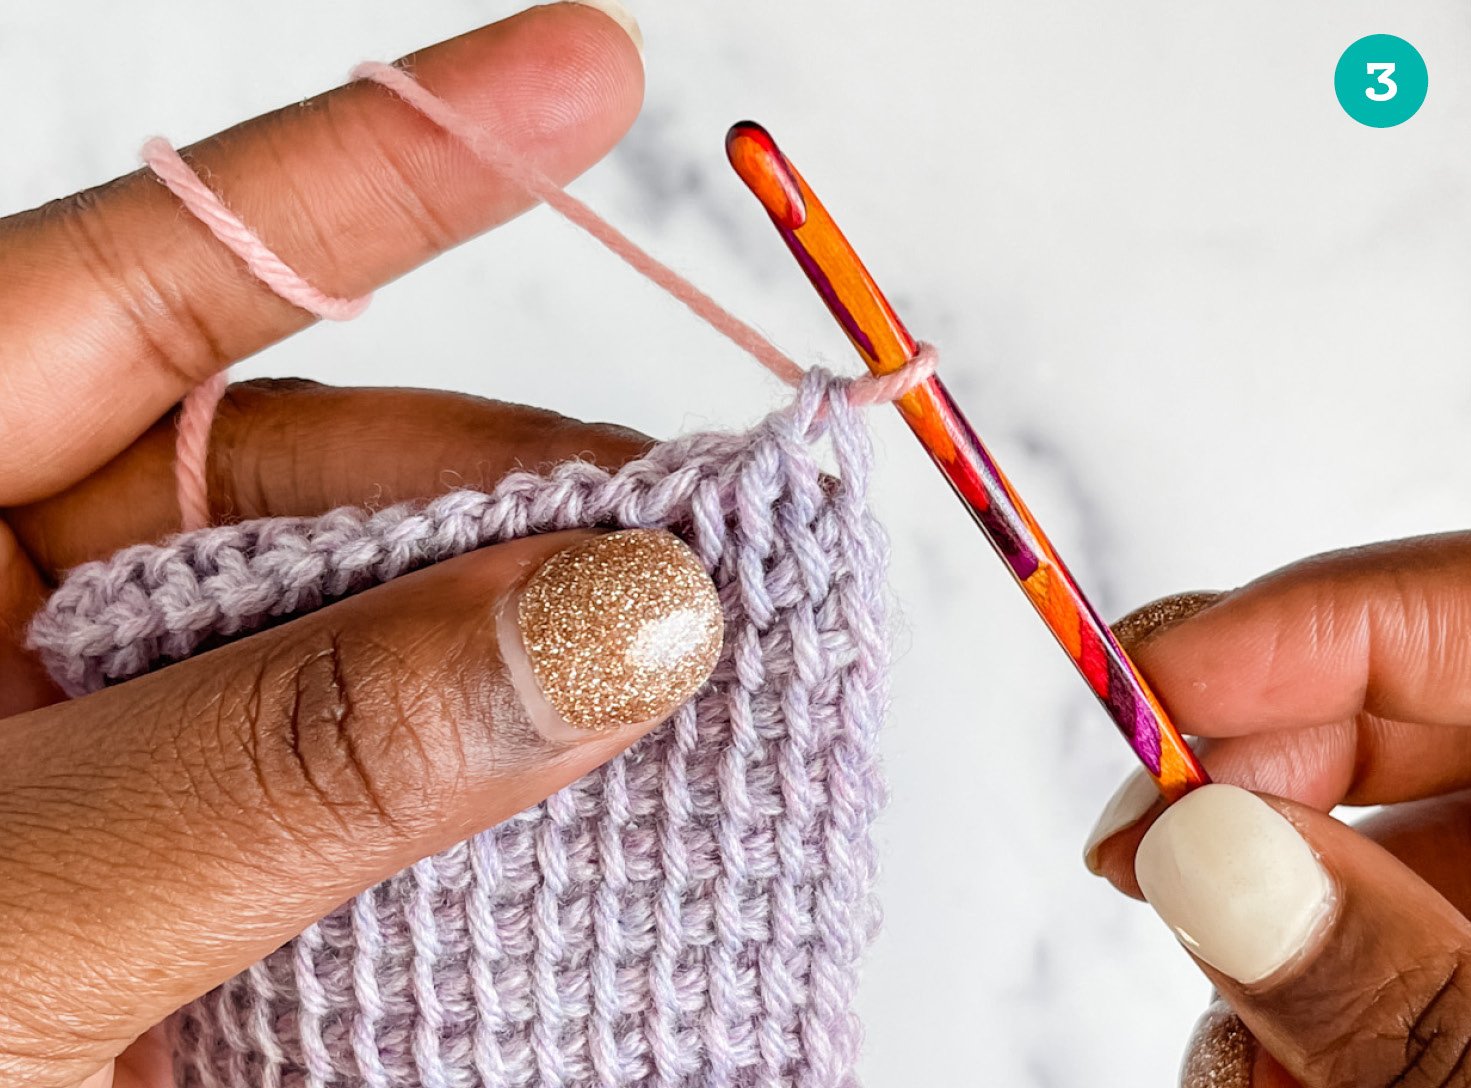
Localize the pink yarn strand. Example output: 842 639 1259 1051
153 64 937 533
349 61 809 387
141 138 371 323
144 137 373 529
350 60 938 402
844 342 938 406
175 371 229 532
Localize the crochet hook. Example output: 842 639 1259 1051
725 121 1208 802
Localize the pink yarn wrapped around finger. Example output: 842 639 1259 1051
146 65 938 532
141 137 373 530
140 138 371 322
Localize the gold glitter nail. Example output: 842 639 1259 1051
1181 1004 1254 1088
1113 591 1224 652
516 530 724 730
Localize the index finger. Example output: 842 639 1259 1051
0 3 643 504
1130 533 1471 738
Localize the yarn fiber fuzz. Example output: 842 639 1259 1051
29 373 891 1088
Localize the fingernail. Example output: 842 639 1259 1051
1083 768 1160 874
1136 784 1333 985
1113 591 1224 652
505 529 722 740
563 0 644 56
1181 1002 1254 1088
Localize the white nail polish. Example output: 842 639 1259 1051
564 0 644 56
1136 784 1333 985
1083 769 1159 874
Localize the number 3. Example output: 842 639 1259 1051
1366 62 1398 101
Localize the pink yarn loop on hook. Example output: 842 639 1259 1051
844 343 939 406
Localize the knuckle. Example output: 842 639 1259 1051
233 626 450 840
1386 958 1471 1088
1316 955 1471 1088
327 93 456 255
50 178 228 388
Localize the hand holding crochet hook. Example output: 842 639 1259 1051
2 5 1471 1088
728 110 1471 1088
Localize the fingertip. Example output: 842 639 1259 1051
496 528 723 744
1083 768 1159 875
1181 1003 1255 1088
1091 816 1152 900
1126 582 1334 740
402 4 645 183
561 0 645 58
1112 590 1225 653
1136 786 1336 987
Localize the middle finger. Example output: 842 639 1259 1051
6 381 651 573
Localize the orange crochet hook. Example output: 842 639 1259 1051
726 121 1207 801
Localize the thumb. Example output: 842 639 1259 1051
0 528 721 1087
1135 784 1471 1088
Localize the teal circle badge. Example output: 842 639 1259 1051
1335 35 1427 127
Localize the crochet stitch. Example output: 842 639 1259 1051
30 371 891 1088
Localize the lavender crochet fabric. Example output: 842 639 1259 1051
29 373 890 1088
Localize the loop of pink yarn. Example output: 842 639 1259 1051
143 136 372 530
152 63 939 533
844 342 939 406
141 138 372 322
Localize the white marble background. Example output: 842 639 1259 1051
5 2 1471 1084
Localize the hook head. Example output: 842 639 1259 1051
725 121 807 230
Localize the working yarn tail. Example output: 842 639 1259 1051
143 62 937 533
171 370 228 534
